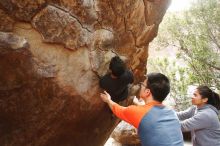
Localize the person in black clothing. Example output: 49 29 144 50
99 56 134 102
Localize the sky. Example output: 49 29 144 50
168 0 194 12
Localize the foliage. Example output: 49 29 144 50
148 57 192 111
148 0 220 110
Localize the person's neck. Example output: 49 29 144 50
197 103 206 108
143 97 155 104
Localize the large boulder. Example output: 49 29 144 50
111 121 141 146
0 0 171 146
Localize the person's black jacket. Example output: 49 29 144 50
99 70 134 102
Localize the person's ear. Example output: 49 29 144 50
202 97 208 103
144 88 151 96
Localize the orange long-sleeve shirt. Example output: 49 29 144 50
112 101 162 128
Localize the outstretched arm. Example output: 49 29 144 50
100 91 116 110
100 91 143 128
176 106 196 121
180 110 211 132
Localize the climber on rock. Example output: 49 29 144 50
99 56 134 103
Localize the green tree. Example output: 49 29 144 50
148 0 220 110
148 57 191 111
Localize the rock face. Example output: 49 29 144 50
111 121 141 146
0 0 170 146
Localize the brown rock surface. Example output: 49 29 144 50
32 5 91 50
0 9 15 32
0 0 170 146
48 0 98 31
0 0 47 22
111 121 141 146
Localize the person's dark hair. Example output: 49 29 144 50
109 56 126 77
197 85 220 110
147 73 170 102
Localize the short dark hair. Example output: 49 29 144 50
197 85 220 110
109 56 126 77
147 73 170 102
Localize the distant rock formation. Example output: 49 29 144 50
0 0 170 146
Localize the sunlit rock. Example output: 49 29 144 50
0 0 170 145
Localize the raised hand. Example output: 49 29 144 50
100 91 111 103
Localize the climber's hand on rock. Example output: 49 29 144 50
100 91 111 103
